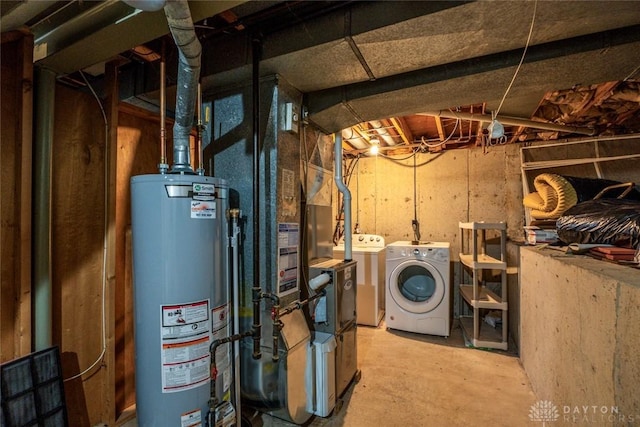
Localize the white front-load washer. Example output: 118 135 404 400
333 234 386 327
385 241 451 337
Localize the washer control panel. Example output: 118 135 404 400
337 234 385 248
403 247 447 262
386 242 450 263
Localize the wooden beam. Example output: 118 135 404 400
104 59 120 426
434 116 445 141
18 27 34 360
388 117 412 145
0 30 34 361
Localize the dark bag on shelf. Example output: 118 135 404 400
556 198 640 248
562 176 640 203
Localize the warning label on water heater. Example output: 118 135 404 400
160 300 211 393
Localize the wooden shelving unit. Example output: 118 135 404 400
458 221 508 351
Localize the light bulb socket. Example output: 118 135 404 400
488 119 504 139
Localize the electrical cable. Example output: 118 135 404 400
65 71 108 382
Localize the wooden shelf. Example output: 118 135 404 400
459 285 507 310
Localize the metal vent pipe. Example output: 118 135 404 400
164 0 201 173
334 133 352 261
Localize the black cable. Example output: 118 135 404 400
412 154 421 242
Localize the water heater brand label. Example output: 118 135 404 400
193 183 215 198
191 183 217 219
160 300 211 393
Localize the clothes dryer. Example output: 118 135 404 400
333 234 386 327
385 241 451 336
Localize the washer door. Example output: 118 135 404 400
388 259 445 314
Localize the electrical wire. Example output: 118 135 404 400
65 71 108 382
494 0 538 118
420 115 461 149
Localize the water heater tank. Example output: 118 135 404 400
130 174 230 426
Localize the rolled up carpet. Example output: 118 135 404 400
523 173 578 219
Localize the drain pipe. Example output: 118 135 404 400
33 66 56 351
334 133 352 261
164 0 201 174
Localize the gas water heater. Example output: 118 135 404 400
130 174 231 426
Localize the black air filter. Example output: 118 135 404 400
1 346 68 427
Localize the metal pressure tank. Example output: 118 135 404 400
130 174 230 426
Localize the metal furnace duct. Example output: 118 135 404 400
130 174 230 426
207 75 311 424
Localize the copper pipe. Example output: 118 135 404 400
159 38 167 172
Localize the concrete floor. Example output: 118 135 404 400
125 319 538 427
259 319 538 427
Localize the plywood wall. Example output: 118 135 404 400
51 83 110 425
115 106 170 418
0 30 33 362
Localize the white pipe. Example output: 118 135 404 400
334 133 352 261
230 209 242 426
309 273 331 291
420 110 596 136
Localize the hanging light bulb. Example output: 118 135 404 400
488 119 504 139
488 111 504 139
369 136 380 155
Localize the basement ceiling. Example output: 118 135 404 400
2 0 640 156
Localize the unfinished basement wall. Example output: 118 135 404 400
520 247 640 423
333 143 525 347
50 83 109 426
0 30 33 362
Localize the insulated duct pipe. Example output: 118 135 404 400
33 66 56 351
334 133 352 261
121 0 166 11
419 111 596 136
164 0 201 173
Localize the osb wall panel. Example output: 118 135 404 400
51 84 107 426
0 31 33 362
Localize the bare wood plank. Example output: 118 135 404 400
0 30 33 362
52 84 107 427
18 28 34 360
104 59 120 426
